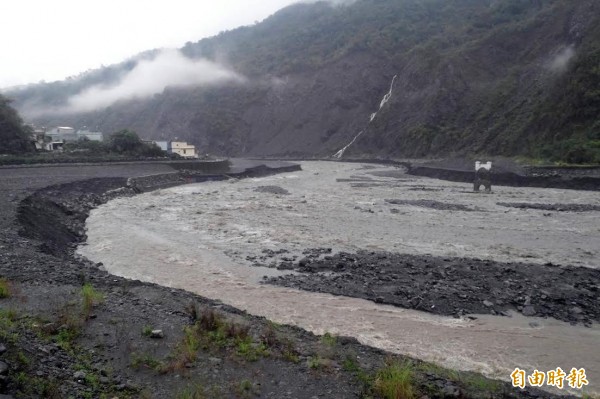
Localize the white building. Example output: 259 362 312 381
45 141 64 151
45 127 104 142
30 128 46 150
170 141 197 158
46 127 76 141
154 141 169 152
146 140 197 158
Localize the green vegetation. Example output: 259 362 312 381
281 338 300 364
531 42 600 163
35 284 105 352
538 134 600 164
63 129 164 157
0 94 33 154
0 128 166 165
342 356 420 398
0 286 527 398
178 325 202 362
342 355 361 372
13 374 61 398
81 283 104 318
307 355 327 370
189 310 270 363
460 373 502 393
235 336 265 361
2 322 63 398
372 359 416 399
84 372 100 389
176 383 208 399
0 278 12 298
54 325 80 351
1 309 118 398
236 379 259 398
415 361 506 397
321 331 337 347
141 325 153 337
139 308 275 375
107 129 164 156
416 361 458 381
0 308 19 344
130 353 163 371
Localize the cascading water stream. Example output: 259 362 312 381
332 131 364 159
333 74 397 159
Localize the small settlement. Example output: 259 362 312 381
31 126 104 151
29 126 198 158
151 141 199 159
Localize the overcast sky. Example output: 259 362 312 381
0 0 301 89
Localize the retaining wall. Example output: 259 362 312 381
127 172 183 192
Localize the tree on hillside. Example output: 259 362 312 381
109 129 143 153
0 94 33 154
108 129 165 156
63 136 109 154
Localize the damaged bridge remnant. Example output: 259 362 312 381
474 161 492 193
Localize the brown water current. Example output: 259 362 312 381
78 161 600 396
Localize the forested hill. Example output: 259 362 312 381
0 94 33 154
5 0 600 162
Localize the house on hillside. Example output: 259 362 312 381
45 141 64 151
148 140 198 158
27 126 63 151
26 125 104 152
30 127 46 150
46 127 77 142
46 127 104 143
170 141 197 158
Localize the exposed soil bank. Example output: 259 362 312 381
0 160 563 398
265 250 600 326
17 160 301 257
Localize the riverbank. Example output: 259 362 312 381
0 160 581 398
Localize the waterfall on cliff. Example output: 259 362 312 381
333 75 397 159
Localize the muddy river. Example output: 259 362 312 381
78 161 600 395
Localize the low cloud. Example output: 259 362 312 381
327 0 358 4
301 0 358 6
548 46 575 73
57 49 243 114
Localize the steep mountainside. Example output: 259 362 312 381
5 0 600 162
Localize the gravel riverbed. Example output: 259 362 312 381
79 161 599 397
1 160 577 398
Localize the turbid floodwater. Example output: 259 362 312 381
79 161 600 396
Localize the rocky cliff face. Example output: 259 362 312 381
6 0 600 162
